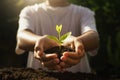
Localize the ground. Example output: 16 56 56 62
0 67 119 80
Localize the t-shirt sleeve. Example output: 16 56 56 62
80 7 98 56
16 6 36 54
80 7 97 34
18 6 35 32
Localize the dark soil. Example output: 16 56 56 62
0 67 120 80
44 46 75 59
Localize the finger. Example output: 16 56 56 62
76 44 84 54
34 51 41 59
34 48 44 60
76 45 85 58
74 40 85 57
61 55 80 66
46 65 61 70
34 42 44 57
47 65 61 70
41 58 60 70
70 42 75 50
62 52 81 60
40 53 58 62
59 62 71 69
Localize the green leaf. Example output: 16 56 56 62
47 35 59 43
60 32 72 42
56 24 62 33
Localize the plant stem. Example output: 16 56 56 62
58 32 61 50
58 32 60 41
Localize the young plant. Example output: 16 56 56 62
45 24 74 58
47 24 72 46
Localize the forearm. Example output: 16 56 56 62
16 29 41 51
77 30 99 51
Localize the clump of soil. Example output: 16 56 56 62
0 67 119 80
0 68 56 80
44 46 75 59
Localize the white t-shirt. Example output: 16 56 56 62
17 2 97 73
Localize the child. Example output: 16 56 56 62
16 0 99 73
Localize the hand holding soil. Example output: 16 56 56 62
43 25 85 71
34 25 85 71
45 24 73 58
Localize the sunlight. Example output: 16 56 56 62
16 0 25 6
16 0 45 6
25 0 45 4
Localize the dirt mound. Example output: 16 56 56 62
0 68 119 80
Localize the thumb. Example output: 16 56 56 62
34 42 44 58
75 40 85 57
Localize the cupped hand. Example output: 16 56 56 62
39 53 61 70
34 35 61 70
60 36 85 70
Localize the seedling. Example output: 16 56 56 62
47 24 72 46
45 24 74 58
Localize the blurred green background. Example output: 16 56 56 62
0 0 120 74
